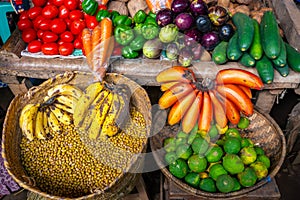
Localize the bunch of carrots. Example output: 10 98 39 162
82 17 114 81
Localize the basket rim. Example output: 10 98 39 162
150 107 286 198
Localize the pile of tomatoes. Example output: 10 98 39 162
17 0 95 56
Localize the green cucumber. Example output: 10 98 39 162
255 55 274 84
249 19 263 60
285 42 300 72
239 52 256 67
274 64 290 77
232 12 254 52
227 32 243 61
260 11 281 59
212 41 228 65
272 38 286 67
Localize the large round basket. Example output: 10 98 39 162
150 108 286 199
2 71 152 200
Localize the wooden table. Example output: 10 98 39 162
1 29 300 114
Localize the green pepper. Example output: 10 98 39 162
122 46 139 58
96 9 111 22
110 10 120 22
114 25 135 46
129 35 146 51
134 23 143 35
148 11 157 19
142 23 159 40
113 15 132 27
133 10 147 24
144 16 158 26
82 0 98 16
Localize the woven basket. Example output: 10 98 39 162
1 71 152 200
150 108 286 199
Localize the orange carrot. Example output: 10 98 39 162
91 24 101 52
146 0 172 13
82 28 92 67
100 0 109 5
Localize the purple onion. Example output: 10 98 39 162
175 13 194 31
171 0 190 13
184 28 202 47
201 31 220 51
156 9 173 27
190 0 208 16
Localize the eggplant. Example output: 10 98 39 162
218 24 234 42
171 0 190 13
156 9 173 27
196 15 212 33
208 5 229 26
184 28 202 47
190 0 208 16
201 31 220 50
175 13 194 31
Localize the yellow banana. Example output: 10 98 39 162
49 105 73 126
55 95 78 110
74 82 104 127
19 104 36 130
89 91 114 140
21 103 40 141
46 84 83 100
46 108 62 134
113 84 130 129
53 102 74 114
35 109 47 140
43 110 51 138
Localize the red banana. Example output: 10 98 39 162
182 91 203 133
216 92 241 125
156 66 196 83
209 90 228 129
216 84 253 116
160 81 180 92
198 91 213 133
238 85 252 99
216 68 264 90
158 83 195 109
168 90 197 126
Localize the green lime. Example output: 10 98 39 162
237 167 257 187
232 177 241 192
216 138 226 146
254 146 265 155
240 147 257 165
192 137 209 155
175 137 187 147
224 137 241 154
257 154 271 168
222 154 245 174
240 138 250 148
188 154 207 173
238 117 250 129
169 158 189 179
164 137 176 152
165 152 178 165
176 144 193 160
164 137 175 147
209 163 228 181
184 172 201 188
225 128 241 140
250 161 268 179
216 174 235 193
188 126 200 145
177 131 189 139
208 125 219 139
199 177 217 192
205 146 224 163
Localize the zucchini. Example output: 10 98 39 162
272 38 287 67
285 42 300 72
227 32 243 61
260 11 281 59
232 12 254 52
255 55 274 84
274 64 290 77
212 41 228 65
239 52 256 67
249 19 263 60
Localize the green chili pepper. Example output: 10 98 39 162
110 10 120 22
144 16 158 26
82 0 98 16
142 23 159 40
113 15 132 27
114 25 135 46
96 9 111 22
133 10 147 24
122 46 139 58
129 35 146 51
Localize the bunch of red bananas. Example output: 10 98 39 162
156 66 264 134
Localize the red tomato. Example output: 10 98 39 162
59 42 74 56
22 28 37 43
64 18 72 28
69 10 83 21
28 40 42 53
52 0 64 7
50 18 67 34
98 4 107 11
28 7 43 20
60 31 74 42
33 16 45 30
32 0 47 7
42 43 59 55
64 0 78 11
59 5 69 19
42 31 58 43
19 11 29 20
70 19 85 35
39 18 52 31
17 19 33 31
84 14 98 30
73 35 82 49
42 5 59 19
37 30 45 39
57 39 64 46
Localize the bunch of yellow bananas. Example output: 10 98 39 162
19 84 83 141
74 82 131 140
